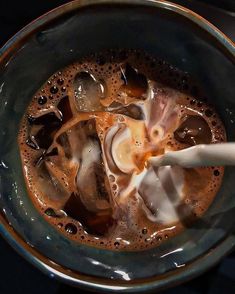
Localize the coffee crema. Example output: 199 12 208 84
18 50 226 250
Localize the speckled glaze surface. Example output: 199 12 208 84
0 0 234 292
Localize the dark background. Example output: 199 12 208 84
0 1 234 293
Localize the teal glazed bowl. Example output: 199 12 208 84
0 0 234 292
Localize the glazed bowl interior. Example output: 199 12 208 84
0 0 235 292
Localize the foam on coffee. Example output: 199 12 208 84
18 50 226 250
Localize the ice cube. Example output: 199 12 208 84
55 118 112 213
120 63 148 99
73 72 106 112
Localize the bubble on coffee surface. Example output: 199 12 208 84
18 49 226 251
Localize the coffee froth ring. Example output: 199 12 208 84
18 50 226 250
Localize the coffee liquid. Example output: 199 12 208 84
18 50 226 250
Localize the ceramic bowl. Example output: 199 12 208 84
0 0 234 292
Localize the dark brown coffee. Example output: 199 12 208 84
18 50 226 250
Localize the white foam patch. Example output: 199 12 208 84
76 139 101 195
111 125 135 174
142 81 179 143
138 166 184 224
118 168 148 203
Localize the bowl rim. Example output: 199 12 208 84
0 0 234 292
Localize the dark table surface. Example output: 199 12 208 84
0 1 234 293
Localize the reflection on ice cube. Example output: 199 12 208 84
73 72 106 112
